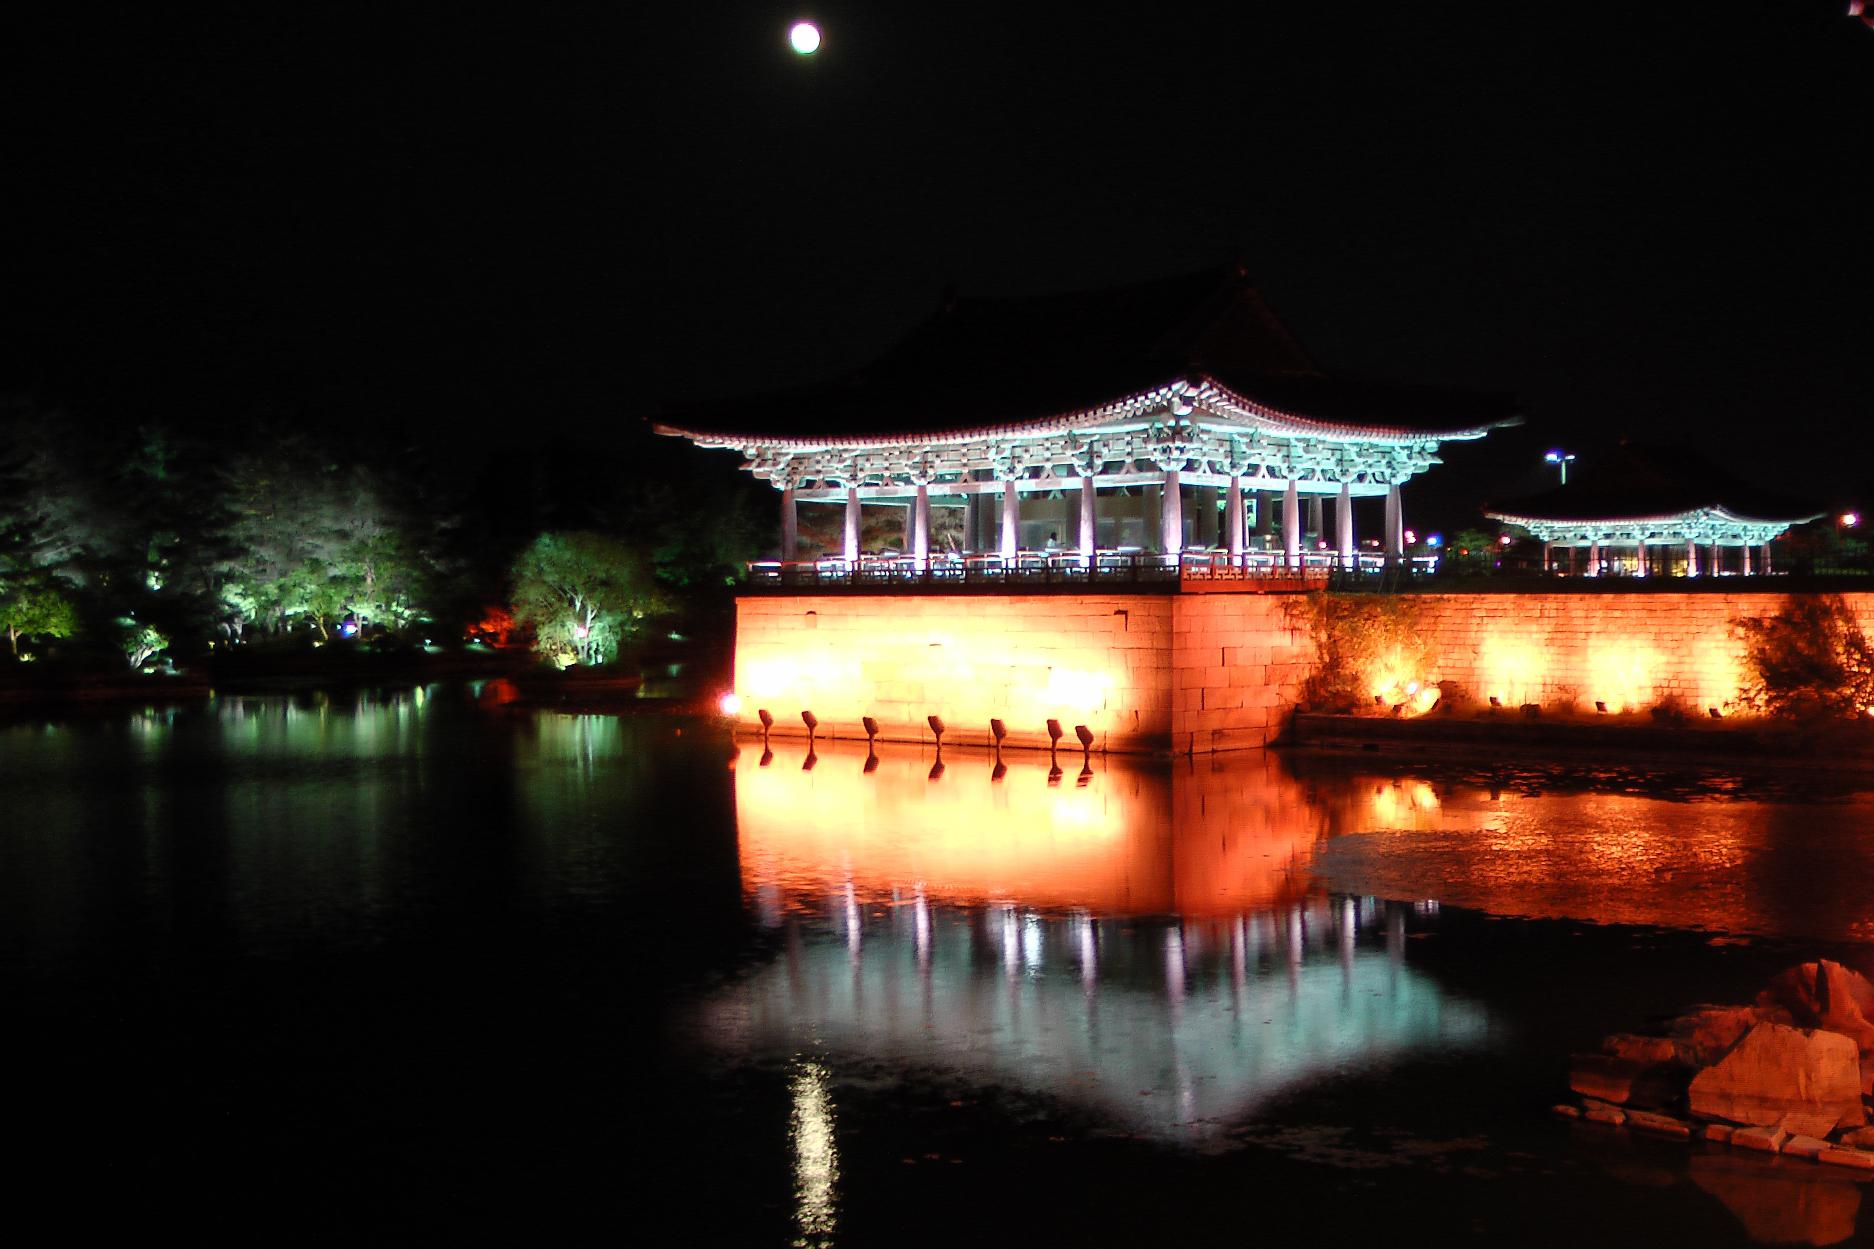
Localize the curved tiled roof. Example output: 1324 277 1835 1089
657 266 1519 447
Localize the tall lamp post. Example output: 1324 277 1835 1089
1545 449 1576 485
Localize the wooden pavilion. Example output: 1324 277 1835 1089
657 266 1520 585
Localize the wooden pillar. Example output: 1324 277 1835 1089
1255 487 1274 539
1000 478 1020 562
1762 541 1773 575
1710 542 1721 576
1162 468 1184 558
1685 538 1698 576
1079 476 1097 566
780 485 798 561
1307 494 1324 544
1225 477 1244 560
1542 540 1553 573
843 486 861 564
1741 542 1752 576
1383 485 1402 565
1588 539 1600 576
912 482 930 564
1283 479 1300 569
1196 485 1218 547
1336 482 1354 569
1636 539 1647 577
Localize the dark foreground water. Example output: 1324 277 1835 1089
6 689 1874 1245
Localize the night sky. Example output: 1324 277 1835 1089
3 3 1870 515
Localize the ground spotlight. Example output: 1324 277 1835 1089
927 714 945 745
801 709 818 747
1074 724 1094 757
862 715 880 745
758 708 775 741
1595 701 1608 714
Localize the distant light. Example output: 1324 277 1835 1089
1498 533 1513 546
718 692 743 717
573 624 590 639
789 20 821 54
1843 512 1860 528
1426 534 1442 549
1404 529 1417 545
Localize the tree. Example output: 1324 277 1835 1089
1739 594 1874 719
0 585 78 656
508 532 664 667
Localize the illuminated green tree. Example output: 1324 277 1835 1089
508 531 663 667
0 585 78 657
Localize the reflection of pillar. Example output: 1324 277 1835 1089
1337 482 1354 568
1162 468 1183 557
1282 479 1300 568
1079 477 1097 565
912 482 929 564
1225 477 1244 559
1686 538 1698 576
1000 479 1019 561
781 485 798 561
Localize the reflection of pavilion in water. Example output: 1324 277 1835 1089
705 742 1489 1149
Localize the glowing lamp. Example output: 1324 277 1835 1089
1498 534 1512 546
718 692 743 717
1426 535 1441 549
788 20 821 54
1843 513 1860 529
1404 530 1417 546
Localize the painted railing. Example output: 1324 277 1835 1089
743 550 1436 592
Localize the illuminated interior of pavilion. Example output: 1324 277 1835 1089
657 266 1520 581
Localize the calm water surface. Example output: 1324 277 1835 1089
6 690 1874 1245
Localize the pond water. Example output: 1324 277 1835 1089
6 689 1874 1245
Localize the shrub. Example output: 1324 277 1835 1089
1738 595 1874 719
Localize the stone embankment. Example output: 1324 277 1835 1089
1558 960 1874 1172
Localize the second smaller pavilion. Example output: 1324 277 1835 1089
1485 443 1823 577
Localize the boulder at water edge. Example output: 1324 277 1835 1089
1688 1022 1865 1129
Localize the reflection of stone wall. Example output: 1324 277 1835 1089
734 593 1313 753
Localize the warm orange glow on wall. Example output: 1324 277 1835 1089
735 741 1322 916
1476 633 1546 707
1584 641 1664 714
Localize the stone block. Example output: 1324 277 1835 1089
1784 1135 1831 1161
1569 1054 1685 1108
1731 1124 1788 1153
1820 1147 1874 1171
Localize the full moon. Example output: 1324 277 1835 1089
788 21 821 55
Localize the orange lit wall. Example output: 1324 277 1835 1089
1407 592 1874 714
735 590 1874 753
733 593 1313 754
